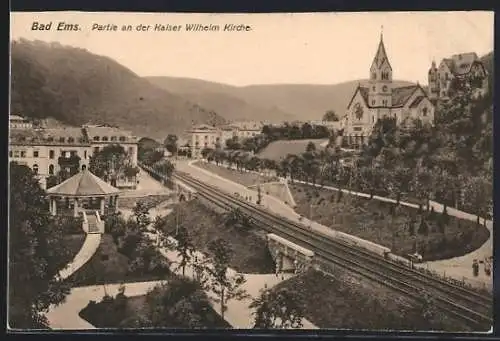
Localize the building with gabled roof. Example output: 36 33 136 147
428 52 489 101
342 31 435 149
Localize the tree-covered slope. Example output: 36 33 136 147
10 39 226 139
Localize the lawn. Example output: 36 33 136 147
257 139 328 161
289 183 490 261
66 234 169 286
275 268 471 331
79 278 230 329
194 161 277 187
159 200 275 274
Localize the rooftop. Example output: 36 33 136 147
10 114 27 121
47 169 120 197
358 85 419 108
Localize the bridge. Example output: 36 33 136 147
267 233 315 274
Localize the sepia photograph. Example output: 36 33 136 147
8 11 494 332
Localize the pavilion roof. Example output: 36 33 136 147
47 170 120 197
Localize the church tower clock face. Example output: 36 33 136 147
354 103 364 120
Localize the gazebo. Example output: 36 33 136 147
47 169 121 217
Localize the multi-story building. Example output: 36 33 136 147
428 52 489 101
187 121 264 158
9 122 138 189
84 125 138 166
342 32 435 149
187 124 221 159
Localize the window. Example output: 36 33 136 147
119 136 126 142
47 137 54 142
82 164 87 171
111 136 117 141
49 150 55 159
70 151 77 157
9 150 12 157
372 100 375 105
84 150 87 159
102 136 109 141
371 72 376 80
422 107 428 117
68 137 74 143
94 136 100 141
128 147 133 155
94 147 100 154
33 150 39 158
59 137 65 143
372 116 375 123
49 164 54 175
445 73 449 81
33 164 38 175
20 151 26 158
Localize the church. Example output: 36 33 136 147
342 32 435 149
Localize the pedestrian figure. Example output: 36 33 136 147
472 259 479 277
484 257 491 277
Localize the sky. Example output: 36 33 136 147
10 11 494 86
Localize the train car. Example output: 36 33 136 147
334 231 391 258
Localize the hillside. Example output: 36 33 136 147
10 39 226 139
147 77 297 123
147 76 415 122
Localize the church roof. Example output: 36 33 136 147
47 169 120 197
355 84 420 108
392 85 419 106
370 34 392 71
409 96 425 108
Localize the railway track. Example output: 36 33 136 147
143 165 492 329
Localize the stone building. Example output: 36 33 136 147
9 123 138 189
428 52 489 101
342 33 435 149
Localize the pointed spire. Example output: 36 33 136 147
371 26 392 71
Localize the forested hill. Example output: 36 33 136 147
10 39 226 139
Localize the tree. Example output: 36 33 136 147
173 225 195 276
133 201 151 231
89 144 129 181
323 110 339 122
305 141 316 152
145 277 216 328
250 286 305 329
9 162 73 328
223 208 251 230
164 134 178 156
204 238 249 319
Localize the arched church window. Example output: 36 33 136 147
33 164 38 175
49 164 54 175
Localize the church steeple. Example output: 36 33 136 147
370 26 392 72
369 27 393 108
